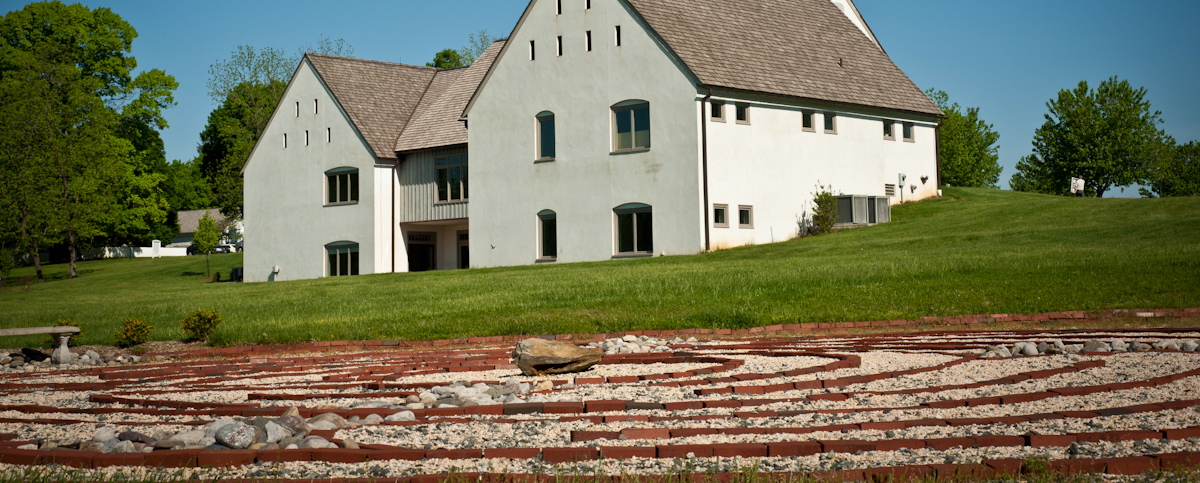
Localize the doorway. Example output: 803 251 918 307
457 231 469 269
407 232 436 272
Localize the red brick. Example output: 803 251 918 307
484 448 541 460
1026 434 1077 447
585 400 626 413
865 465 934 482
973 435 1025 447
859 421 906 431
925 437 976 451
308 449 371 464
1104 456 1159 475
985 458 1025 476
1165 428 1200 440
372 448 427 461
923 400 966 409
670 428 718 438
767 441 821 457
807 393 849 402
819 440 875 453
1048 458 1106 475
574 378 605 385
542 402 585 414
656 444 713 458
599 446 656 459
732 386 765 395
872 439 925 451
607 376 639 384
427 449 484 460
40 450 95 468
256 449 314 463
1099 430 1164 442
93 452 147 467
541 447 598 463
1157 452 1200 470
711 443 767 458
144 449 200 468
621 428 670 440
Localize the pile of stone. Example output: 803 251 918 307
398 379 569 410
586 335 695 354
23 407 395 454
1 348 140 371
980 338 1198 358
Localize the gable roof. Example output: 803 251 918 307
306 54 438 159
177 209 229 234
394 41 506 154
624 0 940 116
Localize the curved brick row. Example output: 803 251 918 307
2 318 1200 481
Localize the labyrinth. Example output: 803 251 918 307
3 321 1200 481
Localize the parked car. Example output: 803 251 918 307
212 245 232 254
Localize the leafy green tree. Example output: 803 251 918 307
925 89 1002 188
193 212 220 277
0 2 176 279
427 48 466 69
1141 140 1199 197
161 159 215 212
458 30 497 64
199 39 353 220
1010 77 1165 197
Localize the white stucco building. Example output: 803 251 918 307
242 0 941 282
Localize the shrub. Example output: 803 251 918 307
114 317 151 348
811 183 839 235
181 310 222 342
211 271 221 283
43 319 83 348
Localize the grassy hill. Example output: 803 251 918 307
1 188 1197 348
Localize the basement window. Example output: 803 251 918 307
738 205 754 229
713 204 729 228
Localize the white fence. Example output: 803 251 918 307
81 246 189 260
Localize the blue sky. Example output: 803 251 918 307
7 0 1198 195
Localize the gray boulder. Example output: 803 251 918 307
385 411 416 422
512 338 604 376
308 412 349 429
1182 340 1198 352
155 430 205 449
93 427 119 444
215 423 257 449
101 439 137 454
1111 339 1129 352
1082 340 1110 352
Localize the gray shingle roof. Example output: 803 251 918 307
394 41 506 153
176 209 227 234
306 55 438 159
625 0 941 116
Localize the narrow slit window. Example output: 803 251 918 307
305 130 309 146
326 127 331 143
295 102 299 117
536 112 556 161
530 40 536 61
538 210 557 260
557 36 563 56
586 31 593 52
314 99 318 114
283 133 288 148
585 0 591 9
557 0 562 15
615 26 622 46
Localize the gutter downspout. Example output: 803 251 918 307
701 89 712 253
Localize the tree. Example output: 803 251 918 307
427 48 466 69
193 212 219 277
925 89 1002 188
1010 77 1166 197
457 30 497 65
199 39 353 220
0 2 177 279
1142 140 1200 197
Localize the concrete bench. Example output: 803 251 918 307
0 326 80 364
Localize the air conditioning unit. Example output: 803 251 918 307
836 195 891 225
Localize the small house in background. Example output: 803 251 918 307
171 209 244 249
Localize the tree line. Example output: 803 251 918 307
929 78 1195 198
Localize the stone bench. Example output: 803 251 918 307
0 326 80 364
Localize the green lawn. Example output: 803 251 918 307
1 188 1197 348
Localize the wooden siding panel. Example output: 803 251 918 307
398 146 469 223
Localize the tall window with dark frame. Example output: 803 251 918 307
326 242 360 277
614 203 653 255
436 154 468 202
538 210 557 260
613 102 650 152
536 112 556 160
326 168 359 205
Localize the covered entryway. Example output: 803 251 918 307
397 219 468 273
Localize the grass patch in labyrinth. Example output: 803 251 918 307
0 188 1196 347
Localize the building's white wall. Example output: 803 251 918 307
468 0 703 268
705 94 938 249
243 61 382 282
